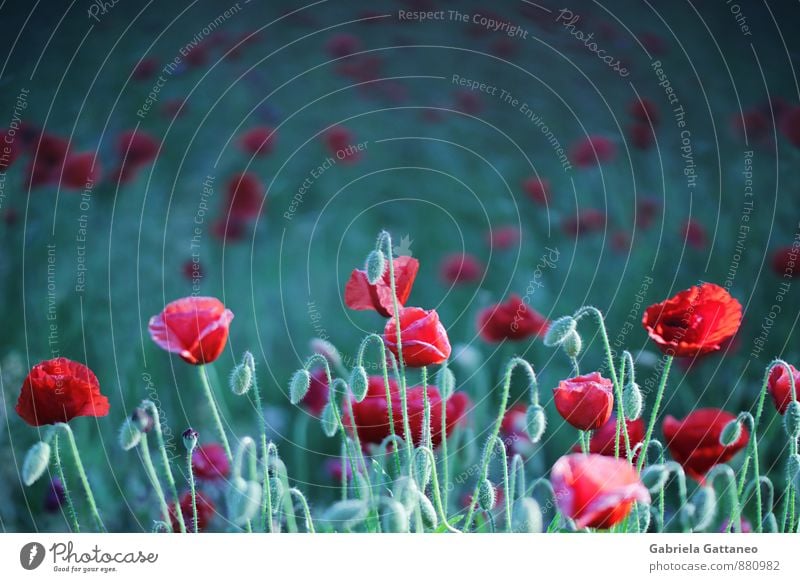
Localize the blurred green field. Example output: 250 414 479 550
1 0 799 532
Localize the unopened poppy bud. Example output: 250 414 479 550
119 418 142 451
309 338 342 368
788 454 800 491
130 407 152 432
437 366 456 400
413 453 432 489
690 486 717 531
229 477 261 526
365 249 386 285
289 369 311 404
380 499 409 532
544 316 577 347
182 428 198 451
622 382 643 420
22 441 51 486
511 498 543 533
353 471 370 501
349 366 369 402
230 362 253 396
783 401 800 439
321 402 339 437
719 418 743 447
762 512 779 533
641 464 669 493
268 477 283 514
525 404 546 443
562 330 582 358
478 478 496 511
419 494 438 529
324 499 368 530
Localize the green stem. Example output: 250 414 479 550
186 447 198 533
288 488 315 533
141 400 185 533
52 433 80 532
250 372 274 532
139 433 171 530
54 423 104 532
198 366 232 462
636 356 673 473
441 391 450 510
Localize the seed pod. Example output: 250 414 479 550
119 418 142 451
182 428 198 451
783 401 800 439
289 369 311 404
719 418 743 447
562 330 582 358
543 316 577 347
230 363 253 396
242 351 256 375
413 452 432 490
320 402 339 437
436 366 456 400
324 499 369 530
511 497 543 533
690 486 717 531
419 494 438 529
268 477 283 514
380 499 409 533
622 382 643 420
525 404 546 443
788 454 800 492
641 464 669 493
349 366 369 402
365 249 386 285
478 478 496 511
22 441 51 486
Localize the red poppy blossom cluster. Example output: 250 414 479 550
642 283 742 357
477 295 549 343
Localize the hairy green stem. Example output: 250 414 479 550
54 423 104 532
198 366 232 461
52 433 80 532
637 356 673 473
139 434 171 530
141 400 185 533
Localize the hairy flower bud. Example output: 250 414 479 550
419 494 438 529
525 404 546 443
22 441 51 486
784 401 800 439
349 366 369 402
511 497 543 533
641 464 669 493
182 428 198 451
562 330 582 358
230 362 253 396
478 478 496 511
321 402 339 437
413 453 432 490
324 499 368 530
689 486 717 531
544 316 577 347
437 366 456 400
365 249 386 285
289 369 311 404
622 382 643 420
380 499 409 532
119 418 142 451
130 407 153 433
719 418 743 447
788 454 800 492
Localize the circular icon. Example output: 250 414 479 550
20 542 46 570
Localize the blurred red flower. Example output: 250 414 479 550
569 135 616 167
344 255 419 317
642 283 742 357
26 134 69 188
553 372 614 432
629 123 654 150
628 97 660 125
148 296 234 365
171 491 215 532
324 126 361 163
225 172 263 220
477 294 549 342
780 106 800 147
238 127 277 157
325 33 361 57
440 253 482 284
636 197 660 229
551 453 649 529
61 152 101 189
501 404 537 458
346 376 470 447
486 225 520 250
116 129 158 169
384 307 451 367
663 408 749 481
681 219 707 249
16 358 110 426
192 443 230 481
562 209 606 236
770 246 800 278
301 368 330 416
133 57 159 81
522 176 549 205
732 109 769 141
768 364 800 415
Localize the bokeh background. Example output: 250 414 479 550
1 0 799 531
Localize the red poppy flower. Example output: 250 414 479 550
0 129 21 170
562 209 606 236
346 376 470 447
344 255 419 317
238 127 277 156
301 368 330 416
211 217 247 243
636 197 659 229
663 408 749 481
148 296 234 365
571 417 645 460
15 358 110 426
767 364 800 415
453 90 483 114
324 126 361 163
160 99 187 119
335 55 383 83
553 372 614 432
770 246 800 278
440 253 482 284
500 404 537 458
522 176 550 205
384 307 451 367
629 123 654 150
611 231 631 253
117 130 158 168
551 453 649 529
477 295 549 343
192 444 230 481
133 57 159 81
732 109 769 141
486 226 520 250
681 219 707 249
780 106 800 148
325 33 361 57
225 172 263 220
27 134 70 188
171 491 215 532
61 152 101 189
569 135 616 167
628 97 659 125
641 283 742 357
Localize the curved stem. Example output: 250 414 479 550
54 423 104 532
286 488 315 533
416 447 460 533
139 433 171 530
141 400 185 533
198 365 232 462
